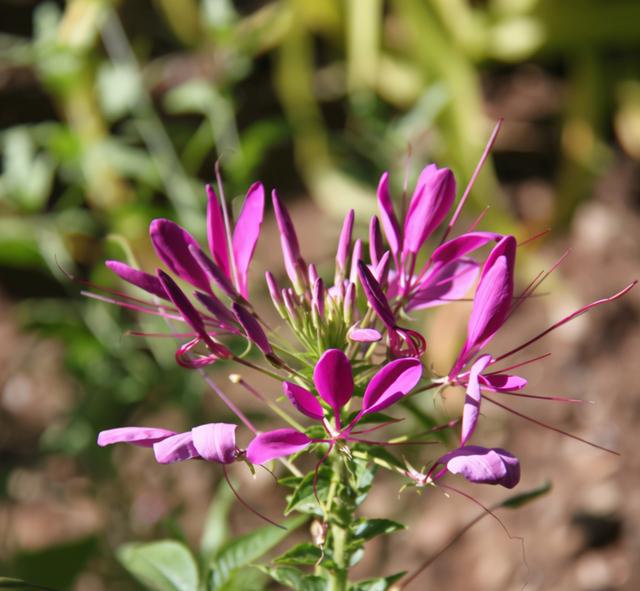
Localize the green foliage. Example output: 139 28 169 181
347 572 405 591
117 540 199 591
500 481 552 510
207 515 307 591
351 519 405 542
258 566 327 591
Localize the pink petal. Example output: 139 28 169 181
430 231 501 268
283 382 324 420
97 427 176 448
194 291 238 329
438 446 520 488
480 373 527 391
246 429 311 465
357 261 395 328
189 244 238 300
106 261 168 300
348 326 382 343
369 216 384 267
206 184 231 279
232 302 273 355
377 172 401 256
461 355 492 446
153 432 199 464
313 349 354 412
232 182 265 297
408 258 479 311
191 423 238 464
150 219 211 293
335 209 355 273
403 165 455 254
158 270 209 341
362 357 422 415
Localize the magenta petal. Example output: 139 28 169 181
206 184 231 279
377 172 401 256
232 302 273 355
313 349 354 412
480 373 527 391
438 445 520 488
106 261 168 300
232 182 265 297
362 357 422 414
97 427 176 448
348 326 382 343
194 291 238 329
408 258 479 311
403 165 455 254
157 270 209 341
283 382 324 420
150 219 211 293
189 244 238 300
461 355 492 446
246 429 311 465
369 216 384 267
430 231 501 268
191 423 237 464
153 432 199 464
357 261 396 328
335 209 355 272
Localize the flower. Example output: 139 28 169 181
246 349 422 464
98 423 239 464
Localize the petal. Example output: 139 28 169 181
97 427 176 448
232 182 265 297
480 373 528 392
150 219 211 293
403 165 455 254
347 326 382 343
357 261 396 328
377 172 401 256
189 244 238 300
461 355 492 446
153 432 200 464
246 429 311 465
157 270 209 341
438 446 520 488
313 349 354 412
192 423 238 464
283 382 324 420
206 184 231 279
106 261 168 300
362 357 422 414
349 239 363 285
272 189 303 265
232 302 273 355
430 231 501 268
369 216 384 267
335 209 355 273
408 258 479 311
194 291 238 329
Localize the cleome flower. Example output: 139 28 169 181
246 349 422 464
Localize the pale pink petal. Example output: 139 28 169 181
461 355 492 446
191 423 238 464
153 432 199 464
408 258 479 311
438 446 520 488
97 427 175 448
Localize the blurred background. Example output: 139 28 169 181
1 1 639 589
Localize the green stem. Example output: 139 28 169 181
328 455 350 591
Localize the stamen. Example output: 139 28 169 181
484 395 619 455
440 118 503 245
518 228 551 247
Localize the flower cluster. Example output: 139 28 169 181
95 152 635 506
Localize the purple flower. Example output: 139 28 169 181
246 350 422 464
430 446 520 489
98 423 239 465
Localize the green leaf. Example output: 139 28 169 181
216 567 266 591
353 445 405 471
200 480 234 560
285 467 331 516
258 566 327 591
274 542 323 566
117 540 199 591
352 519 405 542
500 481 552 509
0 578 57 590
348 572 405 591
208 515 307 590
